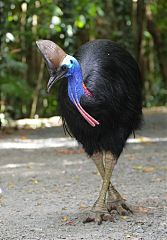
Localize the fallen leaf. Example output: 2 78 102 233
136 206 149 213
79 203 87 209
133 165 143 171
30 179 39 184
143 167 155 173
7 182 15 189
66 221 75 226
61 216 69 222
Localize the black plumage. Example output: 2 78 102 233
36 38 143 224
59 39 142 157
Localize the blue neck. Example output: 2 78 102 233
68 66 85 104
64 56 99 127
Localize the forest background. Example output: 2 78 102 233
1 0 167 120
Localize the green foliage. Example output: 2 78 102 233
0 0 167 120
0 54 32 117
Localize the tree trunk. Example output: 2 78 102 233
146 7 167 87
136 0 145 63
30 59 44 118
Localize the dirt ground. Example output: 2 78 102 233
0 108 167 240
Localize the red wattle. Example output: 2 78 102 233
70 94 99 127
69 84 99 127
74 101 96 127
82 82 92 96
75 99 99 126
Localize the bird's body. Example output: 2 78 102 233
59 39 142 157
37 39 142 224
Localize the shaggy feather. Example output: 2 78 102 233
58 39 142 157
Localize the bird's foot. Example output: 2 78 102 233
107 186 133 216
107 198 133 216
83 203 113 225
83 209 113 225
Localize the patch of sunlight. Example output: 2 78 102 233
0 137 166 150
63 160 84 166
0 162 46 169
0 138 78 149
1 116 62 129
127 137 167 143
6 32 15 42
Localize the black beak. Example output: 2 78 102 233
47 66 68 93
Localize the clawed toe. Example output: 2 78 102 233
107 199 133 216
83 211 113 225
102 213 114 222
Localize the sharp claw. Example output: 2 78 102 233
122 203 133 214
107 199 133 216
103 213 114 222
83 212 113 224
97 219 102 225
121 210 128 216
95 213 101 225
83 217 94 223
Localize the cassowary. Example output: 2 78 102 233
36 39 142 224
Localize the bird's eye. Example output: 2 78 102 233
61 65 68 71
70 60 73 64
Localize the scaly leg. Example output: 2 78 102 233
92 152 105 178
83 152 115 224
91 152 132 216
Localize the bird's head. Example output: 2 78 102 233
36 39 100 127
36 40 80 92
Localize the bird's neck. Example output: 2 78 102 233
67 67 99 127
67 69 85 104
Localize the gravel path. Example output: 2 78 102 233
0 109 167 240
